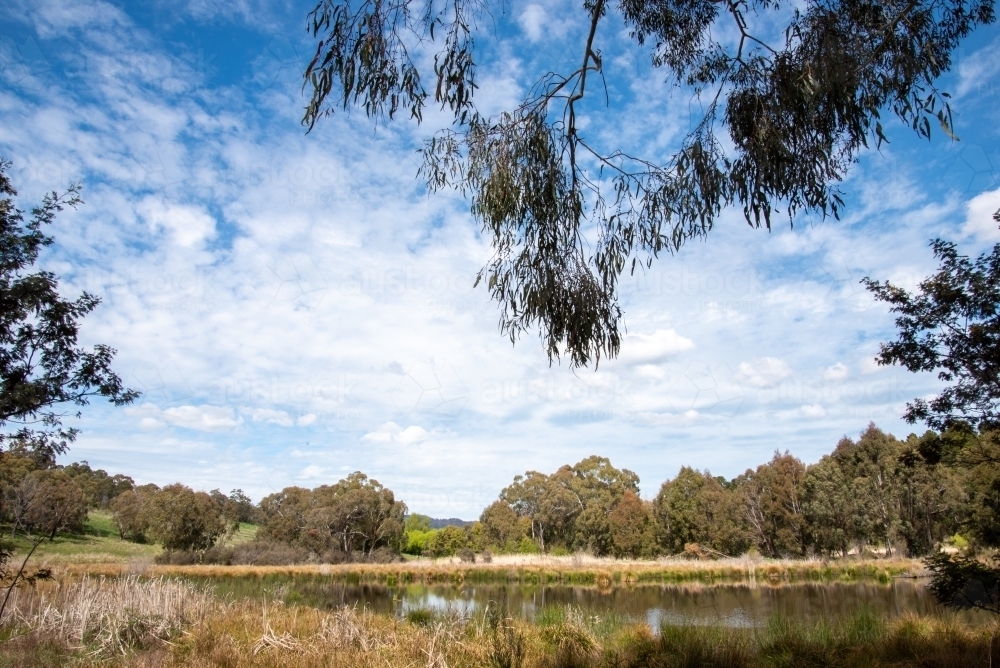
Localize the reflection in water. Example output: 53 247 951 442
275 579 964 627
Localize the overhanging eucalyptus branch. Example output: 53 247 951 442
303 0 995 367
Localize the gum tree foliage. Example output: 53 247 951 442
257 473 407 557
498 456 638 553
109 485 158 542
736 451 807 558
301 0 993 367
61 461 134 509
0 160 138 459
863 219 1000 432
143 484 227 552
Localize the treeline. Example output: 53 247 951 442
1 423 997 564
471 424 998 560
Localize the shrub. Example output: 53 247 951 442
369 546 402 563
154 549 200 565
457 548 476 563
231 542 312 566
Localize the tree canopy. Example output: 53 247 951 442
0 160 138 460
301 0 994 366
863 220 1000 432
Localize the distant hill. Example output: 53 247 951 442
428 517 472 529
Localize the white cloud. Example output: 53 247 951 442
126 403 242 431
824 363 848 381
956 35 1000 98
859 356 883 375
296 413 317 426
962 187 1000 241
125 404 243 431
362 421 430 445
619 329 694 365
298 465 325 480
735 358 793 388
240 407 294 427
517 4 547 42
138 197 217 248
137 417 165 429
800 404 826 419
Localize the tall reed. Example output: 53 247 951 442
2 574 217 656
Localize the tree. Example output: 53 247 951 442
301 0 993 367
608 490 651 559
868 221 1000 612
257 473 407 558
405 513 433 533
0 160 138 459
803 453 860 557
20 470 87 540
109 485 157 542
737 452 807 557
863 230 1000 431
62 461 134 508
143 484 226 552
895 432 965 557
309 472 407 556
227 489 259 524
426 524 470 557
258 485 313 545
479 500 524 550
653 466 748 556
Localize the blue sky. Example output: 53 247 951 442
1 0 998 518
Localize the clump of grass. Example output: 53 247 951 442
405 607 436 626
538 616 597 668
485 588 526 668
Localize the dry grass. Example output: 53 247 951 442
1 574 216 660
163 600 1000 668
53 555 922 587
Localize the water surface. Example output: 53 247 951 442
196 576 982 627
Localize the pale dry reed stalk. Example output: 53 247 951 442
2 574 217 656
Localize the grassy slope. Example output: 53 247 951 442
3 512 258 565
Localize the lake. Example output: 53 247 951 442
201 576 985 627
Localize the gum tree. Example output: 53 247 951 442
865 210 1000 613
301 0 994 366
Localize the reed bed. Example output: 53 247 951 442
53 555 921 587
1 573 996 667
162 599 1000 667
1 574 217 659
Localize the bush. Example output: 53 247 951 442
368 546 402 563
319 547 351 564
231 542 312 566
479 550 493 563
154 550 200 565
201 544 236 564
457 548 476 563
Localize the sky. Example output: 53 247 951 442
1 0 998 519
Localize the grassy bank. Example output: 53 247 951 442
53 556 922 587
0 575 995 667
3 511 257 565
